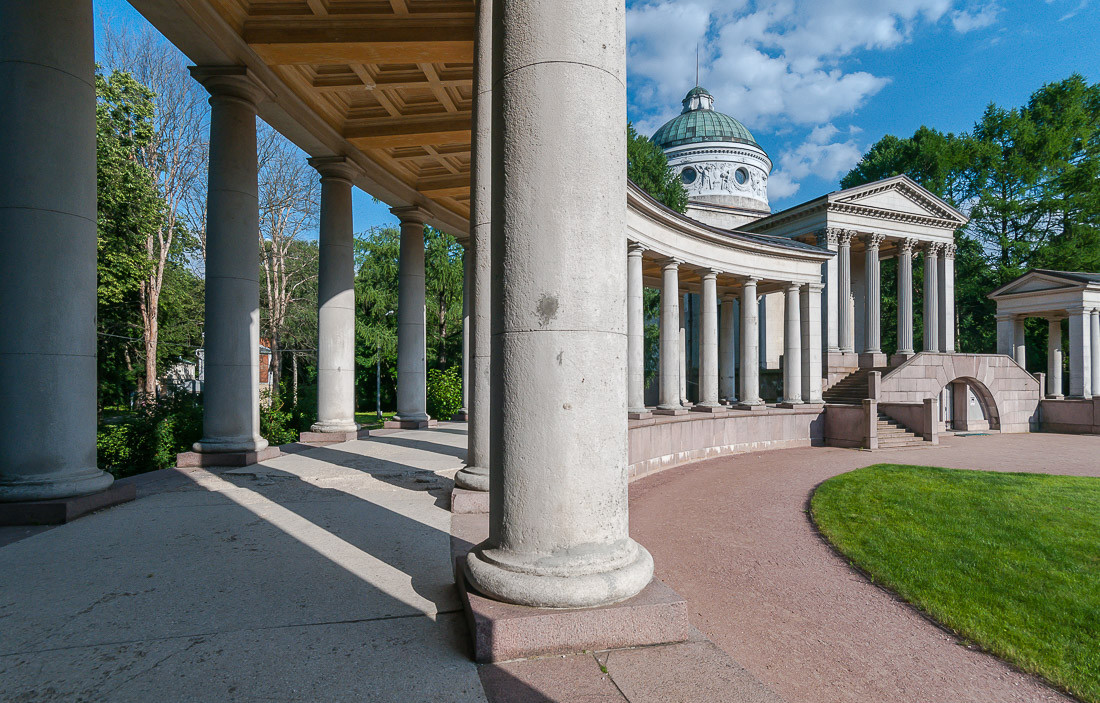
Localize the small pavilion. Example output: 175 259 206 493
989 270 1100 398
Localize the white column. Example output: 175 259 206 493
697 271 719 407
896 238 915 355
310 157 359 434
996 313 1014 356
627 244 646 414
719 295 737 403
658 260 681 410
740 278 763 406
0 0 114 501
923 243 940 352
679 293 688 404
191 67 270 455
939 243 956 353
459 247 471 417
392 207 430 424
818 229 840 353
801 284 823 404
1013 316 1026 368
455 0 492 491
465 0 654 609
1091 309 1100 398
1047 318 1063 398
863 233 884 354
838 231 854 353
1068 307 1093 398
783 283 802 404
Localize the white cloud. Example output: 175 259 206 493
768 124 865 200
950 2 1001 32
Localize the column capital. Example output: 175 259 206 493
785 281 802 293
837 229 855 246
1066 305 1090 315
702 269 720 280
390 205 432 225
658 257 682 270
189 66 273 105
818 228 842 246
627 242 646 257
740 275 761 286
804 282 825 293
995 313 1016 322
942 242 957 259
924 242 943 257
898 237 918 253
308 156 362 183
863 232 886 249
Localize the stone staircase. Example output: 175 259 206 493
876 411 927 448
822 368 885 405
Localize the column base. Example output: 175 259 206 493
776 401 804 409
298 430 360 445
690 404 725 414
465 539 654 609
628 410 653 420
0 482 136 526
451 486 490 514
654 407 688 416
858 352 888 368
455 465 489 492
733 402 766 412
451 409 469 421
0 466 115 504
457 562 688 663
1046 394 1065 399
383 418 439 430
176 446 281 468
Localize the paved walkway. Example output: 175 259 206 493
0 425 485 702
630 433 1097 703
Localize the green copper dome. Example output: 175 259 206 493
651 86 758 150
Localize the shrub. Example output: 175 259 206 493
96 393 203 478
260 394 301 446
427 366 463 420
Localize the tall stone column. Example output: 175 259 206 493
1068 307 1093 398
627 243 647 415
1047 318 1063 398
837 231 854 353
801 284 824 404
310 157 359 435
1013 316 1026 368
739 278 763 406
657 260 682 411
696 271 720 408
781 284 803 405
923 243 940 352
191 67 270 455
455 0 492 491
679 293 688 404
896 238 915 355
996 313 1014 356
1091 309 1100 398
863 233 884 356
391 207 431 427
0 0 115 501
459 247 471 418
818 229 840 354
465 0 654 608
938 243 956 353
719 295 737 403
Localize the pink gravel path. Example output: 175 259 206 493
629 433 1099 703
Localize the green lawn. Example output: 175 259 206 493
810 464 1100 702
355 411 395 431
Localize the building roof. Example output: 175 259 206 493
651 87 759 150
988 269 1100 299
1030 270 1100 285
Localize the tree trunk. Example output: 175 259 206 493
291 351 299 406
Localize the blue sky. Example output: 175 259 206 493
95 0 1100 224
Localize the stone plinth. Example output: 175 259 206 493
858 352 887 369
451 410 469 421
733 403 767 412
457 563 689 663
654 408 688 416
383 419 438 430
628 411 653 420
176 446 281 468
451 486 489 514
0 483 136 526
690 405 726 414
297 430 359 445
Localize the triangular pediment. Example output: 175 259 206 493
988 270 1090 298
829 175 967 224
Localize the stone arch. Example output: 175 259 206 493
946 375 1001 431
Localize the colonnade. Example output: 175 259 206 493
998 308 1100 398
632 253 824 411
821 230 956 360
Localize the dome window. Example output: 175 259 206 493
735 167 748 185
681 167 698 185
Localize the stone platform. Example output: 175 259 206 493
451 486 489 514
297 429 360 445
384 418 439 430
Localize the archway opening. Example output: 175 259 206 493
942 376 1000 432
